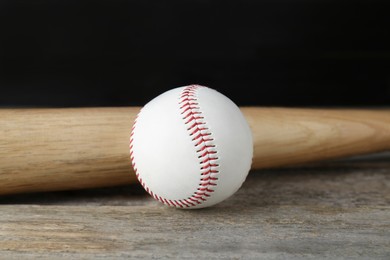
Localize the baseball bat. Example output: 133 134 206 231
0 107 389 195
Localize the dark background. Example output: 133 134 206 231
0 0 389 107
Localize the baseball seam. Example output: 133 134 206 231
130 85 219 208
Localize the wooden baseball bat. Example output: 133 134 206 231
0 107 389 195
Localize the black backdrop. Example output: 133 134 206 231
0 1 389 107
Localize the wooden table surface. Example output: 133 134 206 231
0 153 389 259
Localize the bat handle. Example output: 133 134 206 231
243 107 390 169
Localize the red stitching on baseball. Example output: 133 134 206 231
130 85 219 208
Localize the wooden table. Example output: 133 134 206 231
0 153 389 259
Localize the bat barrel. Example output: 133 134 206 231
0 107 138 195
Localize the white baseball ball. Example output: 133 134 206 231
130 85 253 209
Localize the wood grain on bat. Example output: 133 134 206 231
0 107 389 195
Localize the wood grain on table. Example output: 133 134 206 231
0 153 389 259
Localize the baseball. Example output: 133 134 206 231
130 85 253 209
